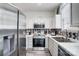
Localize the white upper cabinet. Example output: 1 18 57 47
55 14 61 28
0 37 3 56
19 13 26 29
60 3 71 29
60 3 79 29
0 9 2 27
71 3 79 27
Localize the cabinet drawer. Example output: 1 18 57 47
29 39 32 41
29 42 32 45
29 44 32 48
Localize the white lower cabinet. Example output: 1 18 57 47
45 37 48 48
48 37 58 56
28 37 32 48
26 35 33 49
0 37 3 56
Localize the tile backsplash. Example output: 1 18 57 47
61 27 79 41
66 27 79 41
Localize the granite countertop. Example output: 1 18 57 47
49 35 79 56
26 34 45 38
58 43 79 56
51 35 66 39
46 34 66 38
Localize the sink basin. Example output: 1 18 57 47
52 37 73 42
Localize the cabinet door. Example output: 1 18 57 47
28 37 32 48
0 9 2 29
48 38 52 53
26 36 29 49
56 15 61 28
48 38 58 56
71 3 79 26
19 12 26 29
61 4 71 29
45 37 48 48
0 37 3 56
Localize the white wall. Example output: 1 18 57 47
25 11 56 29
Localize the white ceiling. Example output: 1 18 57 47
13 3 60 12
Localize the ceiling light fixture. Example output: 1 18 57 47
37 3 42 6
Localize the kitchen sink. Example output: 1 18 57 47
52 37 73 42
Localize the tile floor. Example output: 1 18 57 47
11 48 26 56
26 47 51 56
11 47 51 56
